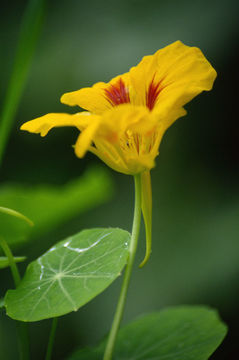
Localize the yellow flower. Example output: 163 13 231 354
21 41 216 174
21 41 216 266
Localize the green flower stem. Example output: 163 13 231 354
0 237 30 360
45 317 58 360
103 174 142 360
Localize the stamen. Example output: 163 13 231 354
104 78 130 106
146 75 164 110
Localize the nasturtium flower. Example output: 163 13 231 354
21 41 216 266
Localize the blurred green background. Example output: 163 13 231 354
1 0 239 358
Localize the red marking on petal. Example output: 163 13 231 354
104 78 130 106
146 75 164 110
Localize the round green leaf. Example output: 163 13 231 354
69 306 227 360
0 256 26 269
5 228 130 321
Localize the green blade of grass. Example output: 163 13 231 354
0 0 46 167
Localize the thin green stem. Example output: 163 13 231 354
0 237 21 287
0 237 30 360
16 323 30 360
103 174 142 360
45 317 58 360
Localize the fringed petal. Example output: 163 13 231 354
20 112 96 136
74 119 101 158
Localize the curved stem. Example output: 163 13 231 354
45 317 58 360
103 174 142 360
0 237 30 360
0 237 21 287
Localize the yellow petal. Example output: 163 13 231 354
96 103 155 135
130 41 217 112
74 119 101 158
155 106 187 132
61 73 131 114
61 83 111 114
20 112 96 136
139 170 152 267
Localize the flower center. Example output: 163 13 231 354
104 78 130 106
146 75 164 110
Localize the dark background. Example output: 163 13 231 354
0 0 239 358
